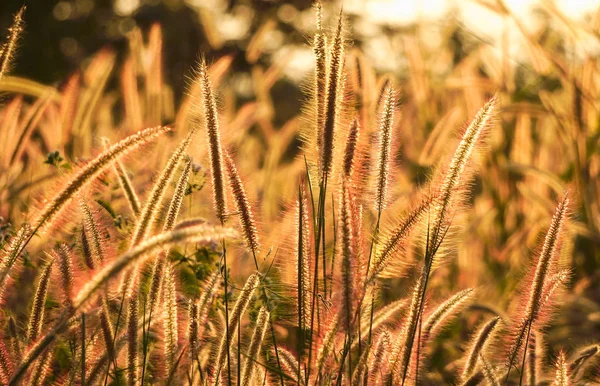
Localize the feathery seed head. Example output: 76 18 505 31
0 223 31 304
52 244 74 307
295 181 312 330
462 316 501 380
319 8 346 181
198 57 228 223
224 151 260 255
343 117 360 179
131 131 194 246
27 259 54 343
163 158 193 233
431 95 496 250
163 263 179 372
374 84 395 213
368 196 433 283
0 6 25 80
34 126 171 232
554 351 569 386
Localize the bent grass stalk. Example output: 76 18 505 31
392 96 496 385
505 193 569 383
462 316 501 380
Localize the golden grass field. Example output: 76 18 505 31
0 1 599 385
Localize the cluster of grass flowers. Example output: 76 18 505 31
1 2 599 385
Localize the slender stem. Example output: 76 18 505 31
306 174 328 384
237 313 241 386
105 292 126 386
414 311 423 385
517 321 533 386
140 298 154 386
250 248 285 386
366 211 382 346
82 313 86 386
221 238 232 386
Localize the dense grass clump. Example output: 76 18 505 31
1 2 600 385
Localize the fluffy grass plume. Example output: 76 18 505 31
319 8 345 180
0 223 31 304
296 181 312 332
313 0 327 163
163 263 178 374
0 6 25 80
505 193 570 381
461 316 501 380
224 151 260 255
26 259 53 343
374 84 395 213
198 57 227 223
554 351 570 386
130 130 194 246
33 125 171 232
342 117 360 179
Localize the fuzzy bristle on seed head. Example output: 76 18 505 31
27 259 54 343
295 181 312 331
163 263 179 373
313 0 327 159
338 180 356 330
0 223 31 304
374 84 395 213
525 193 569 322
188 301 199 362
0 342 12 385
343 117 360 178
80 199 105 266
429 96 496 252
163 158 193 232
0 6 25 80
368 329 391 384
462 316 501 380
102 137 141 218
52 244 74 307
505 192 570 381
198 57 227 223
388 274 426 384
319 8 346 181
422 288 474 338
72 224 237 313
315 315 339 380
33 125 171 232
368 196 433 283
131 131 194 246
569 344 599 377
553 351 569 386
224 151 260 255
